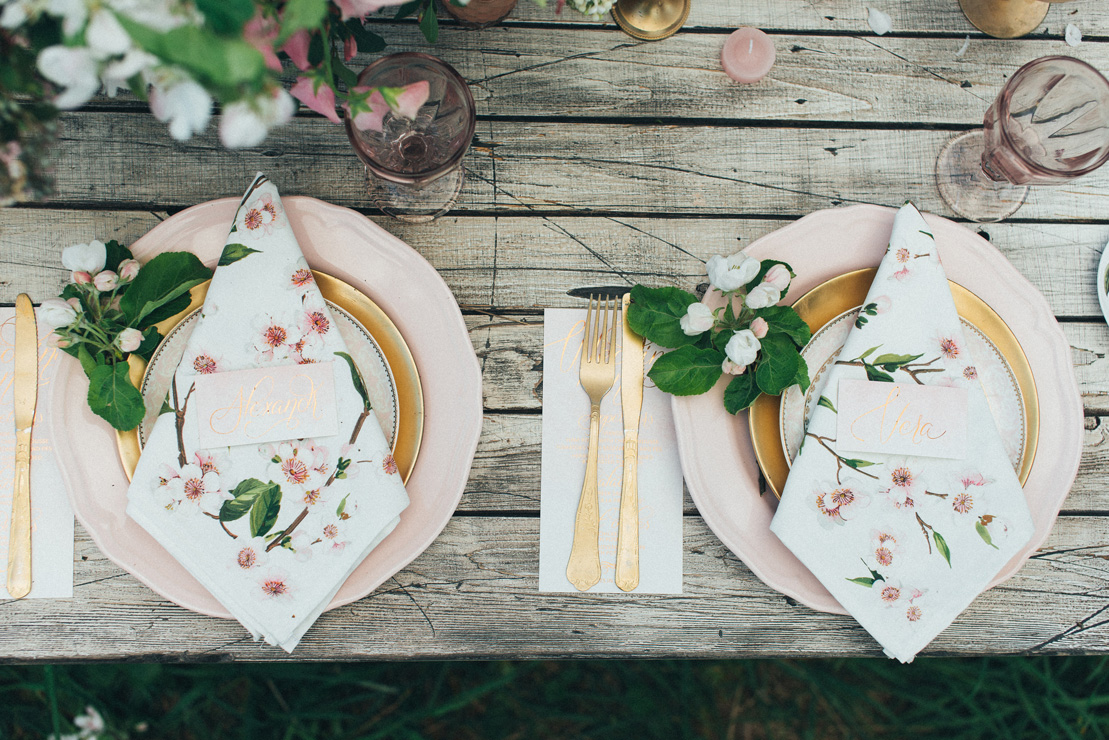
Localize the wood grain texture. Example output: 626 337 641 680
1 515 1106 663
34 114 1109 221
4 211 1107 318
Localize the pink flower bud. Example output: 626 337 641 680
722 359 746 375
344 35 357 62
763 264 791 292
116 327 143 353
93 270 119 291
118 259 140 281
47 332 70 349
65 297 82 311
750 317 768 339
72 271 92 285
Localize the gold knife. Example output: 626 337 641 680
7 294 36 599
615 292 643 592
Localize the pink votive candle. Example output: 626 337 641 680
722 28 775 84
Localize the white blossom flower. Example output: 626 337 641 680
37 45 100 109
116 327 143 352
73 705 105 737
706 252 760 292
882 458 925 509
164 463 223 515
46 0 87 37
268 442 329 495
257 567 292 598
813 480 870 527
85 8 130 59
679 302 714 336
93 270 119 291
762 264 791 292
38 298 78 329
101 49 157 98
744 283 781 309
62 240 107 274
234 537 269 570
219 89 296 148
1 1 33 29
149 76 212 141
724 329 760 368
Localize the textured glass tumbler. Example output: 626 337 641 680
345 53 476 223
936 56 1109 223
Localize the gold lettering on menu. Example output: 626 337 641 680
850 386 947 447
208 374 321 439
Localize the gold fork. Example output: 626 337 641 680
566 295 619 591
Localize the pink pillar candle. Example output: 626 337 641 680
722 28 776 84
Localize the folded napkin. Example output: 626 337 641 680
126 174 409 651
770 203 1034 662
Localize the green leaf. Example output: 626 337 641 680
86 362 145 431
195 0 255 35
626 285 702 349
864 364 895 383
249 483 282 538
871 352 923 368
755 306 811 347
919 230 934 239
723 372 760 414
335 351 371 411
933 530 952 567
102 240 133 273
754 334 799 396
843 458 878 469
337 493 350 518
854 315 868 329
858 346 881 361
976 521 999 550
119 252 211 327
117 16 267 90
159 395 174 416
647 346 725 396
846 577 877 587
419 2 439 43
276 0 327 44
218 243 261 266
219 478 276 522
394 0 423 18
818 395 836 413
345 21 387 53
792 354 810 394
75 343 97 376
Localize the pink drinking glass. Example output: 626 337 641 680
936 56 1109 222
345 53 476 223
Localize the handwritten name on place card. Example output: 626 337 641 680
836 379 968 459
194 361 338 449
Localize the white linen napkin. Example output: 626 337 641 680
769 203 1034 662
126 174 409 651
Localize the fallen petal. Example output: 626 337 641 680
867 7 892 36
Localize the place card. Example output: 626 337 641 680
836 379 968 459
0 309 74 599
193 361 339 449
539 308 684 594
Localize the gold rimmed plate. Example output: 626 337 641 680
116 270 423 484
749 268 1039 498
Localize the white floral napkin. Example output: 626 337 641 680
769 203 1034 662
126 174 409 651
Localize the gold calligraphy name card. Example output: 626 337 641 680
193 361 339 449
836 379 968 459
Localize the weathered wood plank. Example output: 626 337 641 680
1 514 1106 662
83 29 1109 126
497 0 1100 36
35 115 1109 221
3 211 1106 318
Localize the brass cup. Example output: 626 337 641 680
957 0 1050 39
611 0 691 41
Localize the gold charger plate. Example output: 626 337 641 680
749 268 1039 498
116 270 423 484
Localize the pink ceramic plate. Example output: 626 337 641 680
50 197 483 619
673 205 1083 615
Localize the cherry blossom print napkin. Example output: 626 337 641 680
125 174 409 651
769 203 1034 663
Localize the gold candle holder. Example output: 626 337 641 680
611 0 690 41
958 0 1056 39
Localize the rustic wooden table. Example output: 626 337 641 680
3 0 1109 662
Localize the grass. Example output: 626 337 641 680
2 657 1109 739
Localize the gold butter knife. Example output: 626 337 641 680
615 293 643 592
7 294 36 599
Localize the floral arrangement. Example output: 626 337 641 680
627 250 811 413
0 0 605 205
39 239 211 431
